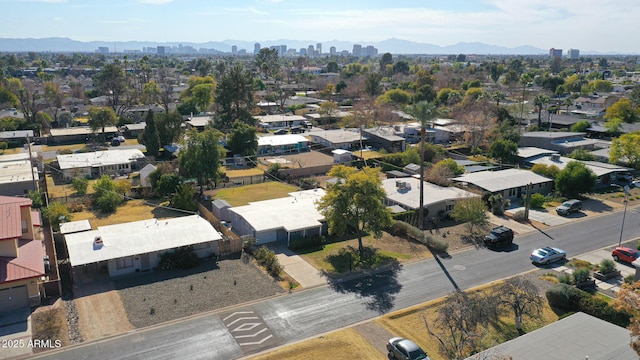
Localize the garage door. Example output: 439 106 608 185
0 286 29 316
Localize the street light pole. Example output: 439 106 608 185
618 186 629 246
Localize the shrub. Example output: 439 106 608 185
288 236 324 251
546 284 630 327
57 148 73 155
72 177 89 195
573 267 591 284
242 237 257 253
158 246 200 270
0 141 7 151
545 283 586 309
425 236 449 253
624 274 635 284
96 191 121 213
388 220 413 237
558 274 573 284
530 193 545 209
253 246 282 277
568 259 593 269
598 259 616 274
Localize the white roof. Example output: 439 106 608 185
57 149 145 170
60 219 92 234
0 158 39 185
382 178 479 210
453 169 553 192
518 147 558 159
229 189 325 232
50 126 118 137
187 116 213 127
0 130 34 139
311 129 363 144
528 155 631 177
254 114 307 123
0 152 36 163
124 123 146 131
332 149 351 155
258 134 309 147
64 215 222 266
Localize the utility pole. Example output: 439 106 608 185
618 185 629 246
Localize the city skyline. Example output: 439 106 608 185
0 0 638 54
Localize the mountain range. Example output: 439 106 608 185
0 37 555 55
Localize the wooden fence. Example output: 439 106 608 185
197 202 243 257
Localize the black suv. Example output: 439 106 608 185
484 226 514 248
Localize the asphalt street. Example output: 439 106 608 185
36 206 640 360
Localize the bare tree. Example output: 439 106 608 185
495 276 543 335
613 280 640 356
424 291 497 359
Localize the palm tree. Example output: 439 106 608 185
534 94 550 128
491 91 506 107
563 97 573 114
519 74 532 127
406 101 445 229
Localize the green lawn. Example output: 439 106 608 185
213 182 299 206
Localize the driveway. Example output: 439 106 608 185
0 308 32 360
269 244 328 289
506 207 572 227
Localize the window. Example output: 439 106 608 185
22 219 28 233
116 257 134 269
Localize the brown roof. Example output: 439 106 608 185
0 239 44 284
0 196 32 240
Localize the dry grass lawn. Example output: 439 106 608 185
249 328 385 360
31 303 71 354
376 283 559 360
210 182 299 206
223 166 266 178
71 199 186 228
46 175 98 198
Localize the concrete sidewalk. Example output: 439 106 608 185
270 245 328 289
488 213 536 235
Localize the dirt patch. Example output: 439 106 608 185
115 257 286 328
74 290 134 342
31 300 71 354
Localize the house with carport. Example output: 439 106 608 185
452 169 554 201
228 189 326 245
382 177 480 219
57 149 146 180
309 129 365 151
63 215 222 277
257 134 309 156
0 196 45 317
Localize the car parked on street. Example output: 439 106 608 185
612 246 639 264
556 199 582 216
484 225 514 248
387 337 430 360
273 129 288 135
530 247 567 265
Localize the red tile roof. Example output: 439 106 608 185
0 239 44 284
0 196 32 241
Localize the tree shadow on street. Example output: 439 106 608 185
324 246 403 314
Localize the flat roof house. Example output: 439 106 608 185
229 189 326 245
48 126 118 144
362 127 406 153
0 152 39 196
57 149 146 180
0 196 45 317
453 169 554 200
382 177 479 218
309 129 366 151
254 114 307 130
257 134 310 156
518 131 602 155
63 215 222 277
526 153 633 188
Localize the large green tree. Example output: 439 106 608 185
610 132 640 169
451 197 488 234
156 111 184 147
605 98 638 123
228 121 257 157
489 139 519 164
179 128 224 190
140 109 161 157
555 161 596 197
317 165 392 256
215 64 255 130
88 106 117 141
93 61 127 113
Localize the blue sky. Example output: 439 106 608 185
0 0 638 52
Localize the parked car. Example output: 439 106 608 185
618 172 633 182
290 126 303 134
632 180 640 188
612 246 639 264
387 337 430 360
530 247 567 265
273 129 288 135
555 199 582 216
484 225 514 248
110 138 121 146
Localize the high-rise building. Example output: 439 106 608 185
364 45 378 57
568 48 580 59
254 43 261 54
231 45 237 54
97 46 109 54
330 46 336 55
308 45 315 57
353 44 362 57
279 45 287 56
299 48 307 56
316 43 322 55
549 48 563 58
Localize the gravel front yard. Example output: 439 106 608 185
114 255 286 328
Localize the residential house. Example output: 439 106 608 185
304 109 351 127
229 189 326 245
453 169 554 200
257 134 309 156
254 114 307 130
185 115 213 131
63 215 222 277
0 196 45 316
0 152 40 196
48 126 118 144
467 312 636 360
573 95 607 117
57 149 146 180
0 130 34 147
525 153 633 188
309 129 365 151
121 123 146 138
382 177 479 218
362 127 406 153
518 131 603 155
138 163 157 188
